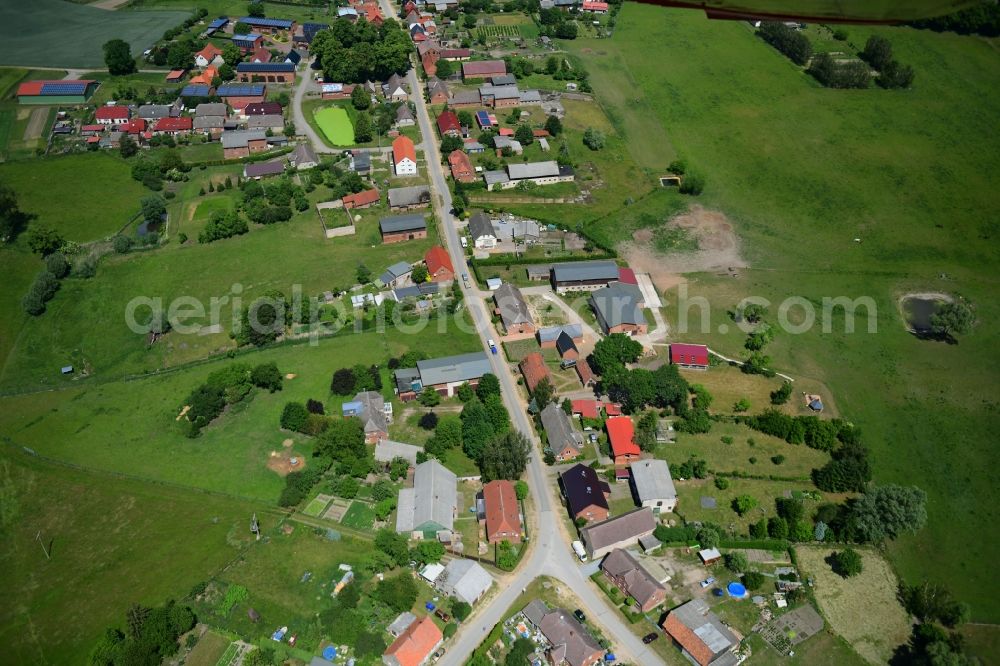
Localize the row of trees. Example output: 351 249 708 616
89 600 196 665
757 21 812 65
859 36 915 89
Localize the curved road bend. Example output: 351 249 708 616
365 1 666 663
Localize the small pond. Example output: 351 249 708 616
901 295 946 333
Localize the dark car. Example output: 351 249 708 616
642 632 659 644
573 609 586 622
435 609 451 623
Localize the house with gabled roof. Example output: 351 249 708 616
480 480 521 543
580 507 656 559
661 599 740 666
493 284 534 335
342 390 391 443
382 615 443 666
437 559 493 605
606 416 640 467
424 245 454 283
395 459 457 537
600 548 667 612
630 459 677 513
590 282 647 336
380 214 427 243
520 601 603 666
541 403 584 462
392 135 418 176
468 211 497 248
519 352 551 394
559 463 610 522
448 149 476 183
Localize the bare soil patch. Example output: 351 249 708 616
281 438 294 448
23 108 47 141
621 205 747 293
796 546 910 664
285 373 297 379
267 450 305 476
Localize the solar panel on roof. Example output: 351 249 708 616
218 84 265 96
208 17 228 28
39 82 89 95
181 85 211 96
240 16 293 28
476 111 492 127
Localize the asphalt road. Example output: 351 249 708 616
363 1 666 663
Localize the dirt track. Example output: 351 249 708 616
621 205 747 293
23 108 47 142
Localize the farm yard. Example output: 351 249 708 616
0 0 189 68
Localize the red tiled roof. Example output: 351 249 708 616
422 52 437 77
519 352 551 393
124 118 147 134
245 101 283 116
195 43 223 61
95 105 129 120
436 110 460 135
617 267 638 284
383 616 442 666
462 60 506 77
343 188 380 208
17 80 95 96
251 47 272 63
670 343 709 367
189 66 218 85
424 245 454 277
483 480 521 541
392 135 416 165
497 127 514 136
662 614 713 666
583 0 609 9
154 116 193 132
441 48 471 59
606 416 639 458
571 399 600 420
86 136 101 143
166 69 186 81
603 402 622 417
81 124 105 132
532 129 550 137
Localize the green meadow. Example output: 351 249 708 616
548 4 1000 622
315 106 355 146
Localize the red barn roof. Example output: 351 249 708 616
342 188 380 208
95 105 129 120
617 267 638 284
482 480 521 542
519 352 551 393
571 399 601 420
583 0 609 9
603 402 622 417
436 110 460 135
462 60 506 78
17 80 95 96
424 245 453 277
670 343 709 367
124 118 147 134
606 416 640 458
81 124 105 132
154 116 193 132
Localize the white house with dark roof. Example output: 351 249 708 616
468 211 497 249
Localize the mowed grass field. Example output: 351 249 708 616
796 546 911 665
0 323 481 501
0 0 189 68
0 450 269 665
315 106 355 146
0 153 146 241
567 5 1000 622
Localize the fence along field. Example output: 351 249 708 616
0 0 188 68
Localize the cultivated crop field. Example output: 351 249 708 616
557 4 1000 622
796 546 911 664
477 24 522 39
0 0 189 68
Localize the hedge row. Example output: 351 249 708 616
189 146 294 169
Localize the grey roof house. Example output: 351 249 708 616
662 598 740 666
417 352 491 389
194 102 227 117
289 143 318 170
580 507 657 559
246 114 285 131
600 548 667 612
343 390 390 443
379 261 413 288
379 214 427 236
589 282 646 334
138 104 177 120
541 403 584 461
630 459 677 513
551 260 620 293
493 283 533 333
437 559 493 605
396 459 457 537
388 185 431 210
395 104 415 126
222 129 267 149
521 601 604 666
468 211 497 248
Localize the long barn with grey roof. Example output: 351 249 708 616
380 214 427 243
551 261 621 293
396 459 457 537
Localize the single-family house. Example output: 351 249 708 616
480 480 521 543
392 135 418 176
384 73 408 102
395 459 457 537
579 507 657 559
137 104 177 121
448 149 475 183
600 548 668 612
288 143 318 170
395 352 491 400
388 185 431 210
246 114 285 132
436 110 461 137
95 105 129 125
670 343 710 370
540 403 584 461
522 601 604 666
441 48 471 61
396 104 415 127
424 245 454 282
493 284 534 335
606 416 640 467
630 459 677 513
582 0 609 11
550 261 620 294
538 324 583 349
245 101 283 116
351 150 371 176
342 390 392 443
153 116 192 135
379 214 427 243
661 599 740 666
250 46 272 63
519 352 551 394
437 559 493 605
221 129 268 158
379 261 414 288
468 211 497 249
195 43 224 67
560 463 611 522
382 615 443 666
427 77 450 105
590 282 647 336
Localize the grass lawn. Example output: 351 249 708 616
0 449 269 664
674 477 832 535
561 4 1000 620
795 545 911 664
746 630 868 666
655 421 832 481
0 324 480 502
302 495 331 517
340 500 375 530
440 446 480 477
315 106 355 146
0 152 148 242
0 0 188 68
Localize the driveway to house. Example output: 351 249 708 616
372 0 664 663
292 59 334 154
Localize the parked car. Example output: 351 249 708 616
435 609 451 623
573 609 586 622
700 577 716 588
432 647 446 662
642 633 659 644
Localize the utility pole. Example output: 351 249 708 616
35 531 51 560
